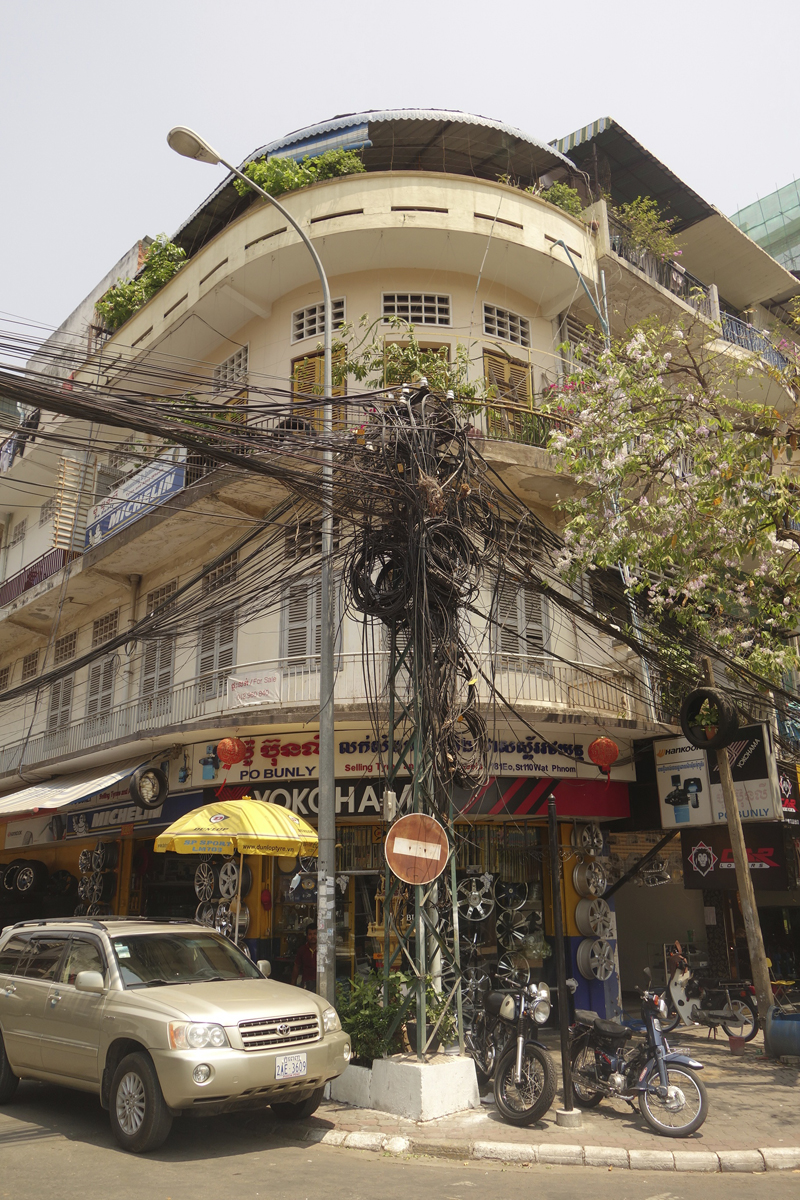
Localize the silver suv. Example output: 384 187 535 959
0 917 350 1152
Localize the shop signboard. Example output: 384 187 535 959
655 725 781 829
776 760 798 827
64 789 204 838
84 448 186 549
681 823 789 890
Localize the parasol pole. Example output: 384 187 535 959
234 848 244 946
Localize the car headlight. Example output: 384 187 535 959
322 1006 341 1033
169 1022 229 1050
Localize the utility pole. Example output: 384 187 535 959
703 658 773 1021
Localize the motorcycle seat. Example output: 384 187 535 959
575 1009 600 1025
594 1018 633 1040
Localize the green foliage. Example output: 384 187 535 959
335 971 406 1064
96 235 186 332
233 149 366 201
538 182 583 217
540 315 800 682
332 315 480 403
613 196 680 262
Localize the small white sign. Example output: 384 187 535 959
227 669 281 707
393 837 443 862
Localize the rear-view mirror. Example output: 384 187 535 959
75 970 105 994
257 959 271 978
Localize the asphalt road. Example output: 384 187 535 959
1 1080 798 1200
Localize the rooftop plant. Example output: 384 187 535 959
96 235 186 332
233 148 366 201
613 196 681 262
536 181 583 217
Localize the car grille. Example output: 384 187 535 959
238 1012 321 1051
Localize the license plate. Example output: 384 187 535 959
275 1052 307 1080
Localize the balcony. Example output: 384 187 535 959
720 312 788 370
607 215 715 318
0 652 649 777
0 548 82 609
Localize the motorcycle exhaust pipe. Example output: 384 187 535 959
515 1035 524 1084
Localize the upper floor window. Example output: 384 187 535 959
39 497 55 526
0 665 9 691
47 676 74 732
92 610 119 648
483 351 533 440
21 651 38 682
213 346 249 394
292 299 345 343
383 293 450 326
483 304 531 348
203 553 238 595
559 313 601 370
53 631 77 666
9 519 27 547
285 518 341 562
145 580 178 614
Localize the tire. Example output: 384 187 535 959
92 841 119 871
721 996 758 1042
129 766 169 810
218 860 252 900
14 861 48 895
638 1065 708 1137
109 1051 173 1153
659 999 682 1034
492 1040 557 1126
271 1085 325 1120
0 1031 19 1104
78 848 94 875
570 1043 604 1108
680 687 739 750
194 861 220 902
1 862 24 894
464 1021 495 1090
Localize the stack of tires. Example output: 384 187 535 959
75 841 118 917
194 856 251 941
572 824 617 986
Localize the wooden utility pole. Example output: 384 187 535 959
703 659 774 1022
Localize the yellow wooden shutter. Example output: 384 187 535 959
483 352 532 439
292 351 346 431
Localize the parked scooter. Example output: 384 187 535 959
661 941 758 1041
465 979 557 1125
570 970 708 1137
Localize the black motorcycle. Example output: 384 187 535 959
465 980 557 1125
570 973 708 1137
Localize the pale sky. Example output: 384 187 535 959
2 0 798 333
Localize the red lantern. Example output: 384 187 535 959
587 737 619 787
217 737 248 768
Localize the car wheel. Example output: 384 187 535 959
0 1031 19 1104
109 1052 173 1153
1 862 25 894
92 841 119 871
14 860 48 895
218 860 252 899
194 861 221 901
78 849 94 874
271 1085 325 1120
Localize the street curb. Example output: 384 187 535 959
294 1125 800 1173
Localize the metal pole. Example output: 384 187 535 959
218 159 335 1003
548 794 573 1112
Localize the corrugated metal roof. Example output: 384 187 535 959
0 756 148 818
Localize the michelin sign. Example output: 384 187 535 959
85 448 186 548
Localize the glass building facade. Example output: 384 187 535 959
731 180 800 274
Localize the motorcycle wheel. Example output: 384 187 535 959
638 1065 708 1137
570 1043 604 1108
659 1001 682 1034
721 996 758 1042
492 1041 557 1126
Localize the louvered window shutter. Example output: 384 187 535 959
87 658 114 718
197 616 235 699
292 351 346 431
483 353 532 439
47 676 73 731
285 583 313 662
521 587 545 653
141 641 158 698
141 639 175 698
496 580 522 655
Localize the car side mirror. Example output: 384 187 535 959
75 970 106 994
257 959 271 978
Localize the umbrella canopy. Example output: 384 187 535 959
154 798 318 857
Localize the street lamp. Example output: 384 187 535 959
167 126 337 1004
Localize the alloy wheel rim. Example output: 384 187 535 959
116 1071 146 1136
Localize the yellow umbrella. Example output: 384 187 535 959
154 797 318 857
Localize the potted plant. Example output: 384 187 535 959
691 698 719 741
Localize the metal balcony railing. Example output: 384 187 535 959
720 312 788 369
0 652 647 775
607 215 715 318
0 548 82 609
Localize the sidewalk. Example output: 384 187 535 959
291 1026 800 1173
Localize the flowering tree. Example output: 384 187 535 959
541 316 800 683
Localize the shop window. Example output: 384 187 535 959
483 351 533 439
47 675 74 732
21 651 38 682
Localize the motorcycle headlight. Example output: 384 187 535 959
537 983 551 1003
657 997 668 1019
322 1006 341 1033
169 1022 229 1050
533 998 551 1024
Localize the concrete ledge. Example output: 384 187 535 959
538 1144 584 1165
584 1146 629 1169
329 1064 372 1108
383 1136 411 1155
342 1131 385 1152
760 1148 800 1170
473 1141 537 1163
370 1055 480 1121
673 1151 720 1172
629 1149 675 1171
718 1150 766 1172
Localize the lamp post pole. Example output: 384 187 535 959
167 128 336 1003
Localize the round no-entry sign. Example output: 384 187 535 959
385 813 449 885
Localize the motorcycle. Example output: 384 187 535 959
465 979 557 1125
570 971 708 1137
661 942 758 1041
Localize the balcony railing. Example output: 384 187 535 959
0 548 82 609
720 312 788 369
607 216 715 319
0 652 648 776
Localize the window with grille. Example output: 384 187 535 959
92 611 119 648
0 665 9 691
285 518 341 562
213 346 249 393
141 582 177 708
9 519 27 547
86 658 115 721
39 497 55 526
483 352 533 439
483 304 531 348
291 350 347 431
95 465 123 502
382 293 450 326
109 435 150 474
53 631 77 665
203 554 238 595
146 580 177 613
495 518 542 568
21 651 38 681
47 676 74 731
493 579 547 658
291 299 345 343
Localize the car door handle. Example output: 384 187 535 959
50 991 62 1007
3 985 16 996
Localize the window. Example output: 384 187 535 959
291 350 347 431
203 555 237 595
47 676 74 731
9 519 27 547
95 465 123 502
87 657 115 723
109 435 150 475
285 518 341 562
283 578 323 666
21 651 38 682
92 610 119 648
53 631 77 666
18 937 67 981
292 299 345 343
213 346 248 393
493 579 547 658
39 497 55 526
559 313 601 370
383 293 450 326
59 938 105 986
0 935 28 975
196 557 237 701
483 304 531 348
145 581 177 613
141 582 177 710
0 665 9 691
483 352 533 439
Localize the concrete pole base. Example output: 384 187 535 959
555 1107 584 1128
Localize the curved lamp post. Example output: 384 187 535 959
167 127 337 1003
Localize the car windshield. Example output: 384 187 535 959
111 932 262 988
